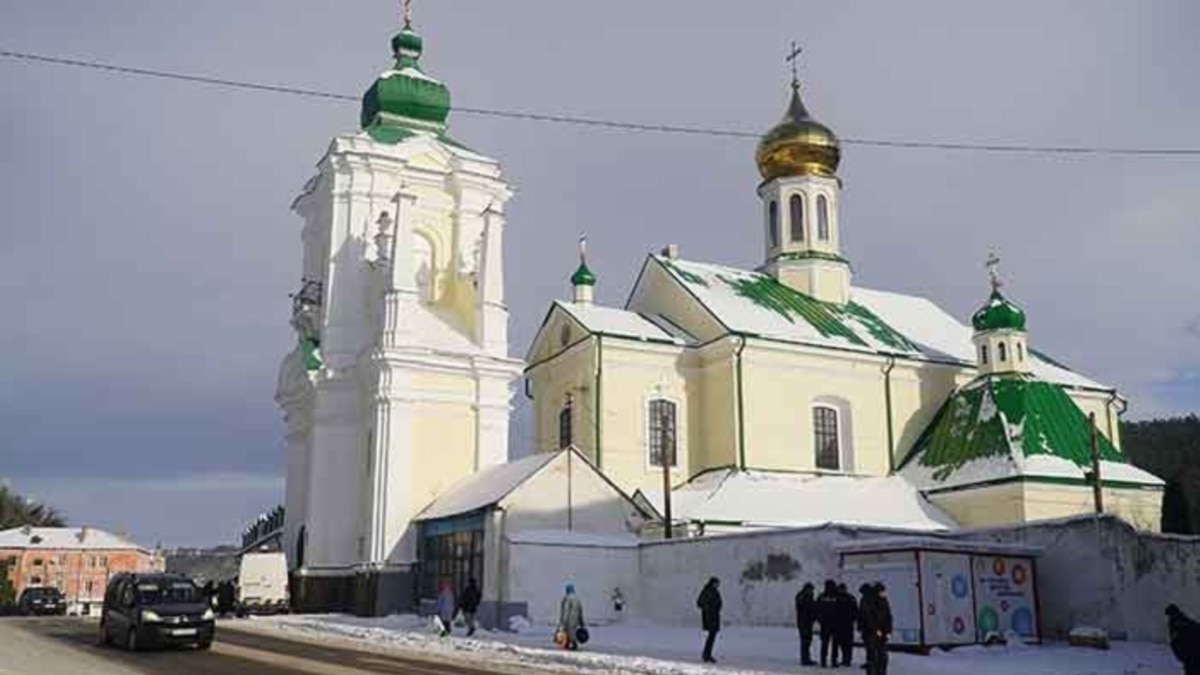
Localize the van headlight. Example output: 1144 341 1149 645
202 608 215 621
141 610 163 623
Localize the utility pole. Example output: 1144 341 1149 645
659 405 675 540
1088 412 1104 514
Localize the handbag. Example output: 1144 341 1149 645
575 626 590 645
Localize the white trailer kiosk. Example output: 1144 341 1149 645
837 538 1042 650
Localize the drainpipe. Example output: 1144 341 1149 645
735 335 748 471
882 355 897 473
594 335 603 470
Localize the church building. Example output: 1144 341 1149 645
276 10 523 613
525 71 1163 533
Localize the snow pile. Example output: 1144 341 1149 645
245 614 1179 675
1068 626 1111 650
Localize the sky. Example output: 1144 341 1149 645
2 1 1198 547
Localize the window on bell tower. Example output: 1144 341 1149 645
813 405 840 471
980 345 989 365
768 200 780 248
998 342 1008 362
789 194 805 242
817 195 830 241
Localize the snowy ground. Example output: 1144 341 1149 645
241 614 1179 675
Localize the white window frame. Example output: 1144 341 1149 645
811 398 853 473
645 396 681 470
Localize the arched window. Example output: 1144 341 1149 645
789 194 805 242
1017 342 1025 362
813 405 840 471
648 399 678 467
817 195 830 241
998 342 1008 362
558 398 573 449
980 345 989 365
768 200 780 248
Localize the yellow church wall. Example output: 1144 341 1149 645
408 399 478 516
527 338 598 459
634 260 726 343
929 483 1026 528
694 339 739 472
886 361 968 469
593 341 693 496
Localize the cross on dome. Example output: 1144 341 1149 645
786 42 804 89
986 250 1003 292
402 0 414 28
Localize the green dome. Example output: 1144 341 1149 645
972 290 1027 332
571 262 596 287
360 28 451 134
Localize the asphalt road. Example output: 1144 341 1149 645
0 617 545 675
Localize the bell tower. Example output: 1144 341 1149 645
756 47 851 305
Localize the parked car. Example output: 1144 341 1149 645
236 552 289 616
98 573 215 651
17 587 67 616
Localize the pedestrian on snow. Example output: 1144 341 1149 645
816 579 841 667
435 581 456 637
697 577 723 663
558 583 585 651
216 580 235 616
459 578 482 637
835 583 858 667
857 584 875 672
794 582 818 666
860 582 894 675
1167 604 1200 675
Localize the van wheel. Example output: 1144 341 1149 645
126 628 139 652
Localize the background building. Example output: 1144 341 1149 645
0 526 162 614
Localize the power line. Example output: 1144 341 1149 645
3 48 1200 158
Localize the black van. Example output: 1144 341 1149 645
98 573 215 651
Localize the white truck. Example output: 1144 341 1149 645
236 552 289 616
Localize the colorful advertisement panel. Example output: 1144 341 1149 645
971 555 1037 641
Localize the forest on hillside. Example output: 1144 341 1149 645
1121 415 1200 534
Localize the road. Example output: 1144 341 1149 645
0 617 548 675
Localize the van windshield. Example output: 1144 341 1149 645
135 581 198 604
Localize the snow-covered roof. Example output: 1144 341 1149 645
645 256 1109 391
414 452 558 521
0 527 147 551
555 301 686 345
642 469 957 532
899 374 1164 492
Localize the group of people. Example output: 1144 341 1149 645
433 577 482 638
696 577 892 674
200 579 239 616
797 580 893 673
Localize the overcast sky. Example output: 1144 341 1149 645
2 1 1198 547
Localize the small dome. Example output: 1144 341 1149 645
571 262 596 287
972 290 1027 332
755 83 841 181
361 28 451 132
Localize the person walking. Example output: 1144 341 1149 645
697 577 723 663
816 579 840 668
558 583 585 651
1167 604 1200 675
861 582 893 675
835 583 858 667
435 581 456 637
459 578 482 637
857 584 875 672
795 582 818 666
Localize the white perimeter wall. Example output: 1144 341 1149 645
502 540 639 626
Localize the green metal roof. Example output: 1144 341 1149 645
571 261 597 286
901 373 1123 482
360 27 451 139
971 290 1027 332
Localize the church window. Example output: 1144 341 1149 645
768 200 780 248
559 324 571 348
813 406 840 471
789 194 805 242
1017 342 1025 362
647 399 678 468
998 342 1007 362
558 399 573 449
980 345 989 365
817 195 830 241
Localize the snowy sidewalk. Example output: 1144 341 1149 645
243 614 1179 675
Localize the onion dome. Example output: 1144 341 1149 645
972 290 1027 332
360 25 451 137
755 81 841 181
571 261 596 287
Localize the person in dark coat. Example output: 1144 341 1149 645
795 582 818 666
459 578 482 637
816 579 841 667
860 582 894 675
1168 604 1200 675
216 580 236 616
858 584 876 671
696 577 722 663
835 583 858 667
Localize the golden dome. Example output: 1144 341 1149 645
755 83 841 181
